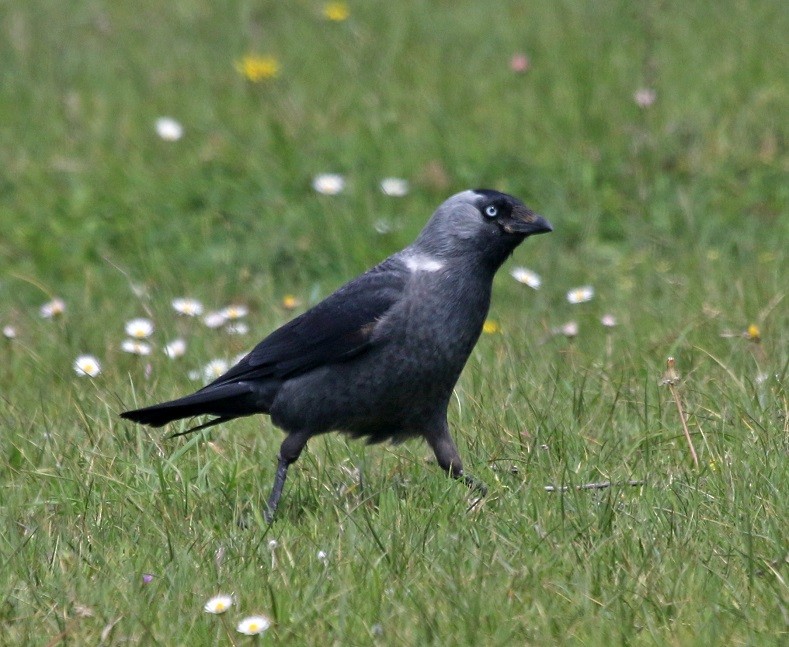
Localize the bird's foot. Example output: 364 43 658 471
461 473 488 496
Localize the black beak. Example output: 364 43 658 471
502 205 553 235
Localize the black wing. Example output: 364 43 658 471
205 259 407 387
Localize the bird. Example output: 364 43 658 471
121 189 552 521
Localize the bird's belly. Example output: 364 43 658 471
269 328 475 438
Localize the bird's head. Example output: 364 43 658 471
412 189 552 270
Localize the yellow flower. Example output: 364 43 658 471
236 55 279 82
282 295 300 310
745 324 760 342
482 320 500 334
323 2 349 21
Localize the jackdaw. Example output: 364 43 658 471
121 189 552 520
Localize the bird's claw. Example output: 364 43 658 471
462 473 488 496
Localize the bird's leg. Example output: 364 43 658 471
427 424 488 496
265 432 309 523
264 458 290 523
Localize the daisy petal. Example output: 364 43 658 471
566 286 594 304
74 355 101 377
236 615 272 636
125 318 155 339
204 594 233 615
312 173 345 195
510 266 542 289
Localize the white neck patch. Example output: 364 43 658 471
404 253 444 273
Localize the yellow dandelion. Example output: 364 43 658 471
482 320 500 334
323 2 350 21
236 55 279 82
282 295 300 310
745 324 760 342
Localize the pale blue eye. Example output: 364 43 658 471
485 205 498 218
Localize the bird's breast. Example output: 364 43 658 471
386 270 492 372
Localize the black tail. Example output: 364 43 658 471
121 382 261 428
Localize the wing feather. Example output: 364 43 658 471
204 259 406 387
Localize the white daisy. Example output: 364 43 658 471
226 322 249 336
74 355 101 377
204 594 233 615
172 297 204 317
560 321 579 338
566 286 594 304
121 339 152 356
220 304 248 320
155 116 183 141
203 359 229 382
317 550 328 563
203 311 227 329
380 177 409 197
125 318 155 339
312 173 345 195
236 615 272 636
600 314 618 328
510 266 542 289
164 338 187 358
2 325 17 339
40 297 66 319
634 88 657 108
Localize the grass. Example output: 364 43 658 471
1 0 787 644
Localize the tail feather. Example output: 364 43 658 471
121 382 260 428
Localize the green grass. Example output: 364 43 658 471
1 0 787 644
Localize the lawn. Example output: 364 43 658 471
1 1 787 644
